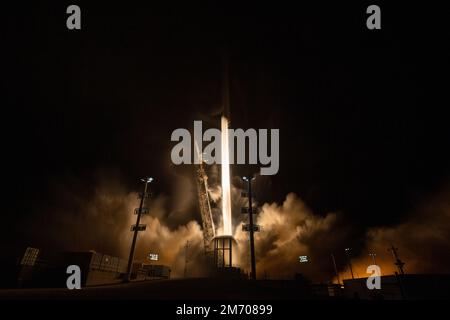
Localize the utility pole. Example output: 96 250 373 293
389 245 405 275
184 241 190 278
331 253 340 285
242 176 257 280
125 177 153 282
344 248 355 280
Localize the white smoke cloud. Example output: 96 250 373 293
27 171 207 278
30 169 450 282
234 193 343 280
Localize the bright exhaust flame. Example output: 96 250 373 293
221 116 232 235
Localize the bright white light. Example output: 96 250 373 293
221 116 232 236
148 253 159 261
299 255 309 263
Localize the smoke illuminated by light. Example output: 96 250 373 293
221 116 232 235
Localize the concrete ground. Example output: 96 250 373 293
0 278 319 300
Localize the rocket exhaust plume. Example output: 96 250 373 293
221 115 232 235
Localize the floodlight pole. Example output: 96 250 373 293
345 248 355 280
244 176 257 280
369 253 377 265
125 178 151 282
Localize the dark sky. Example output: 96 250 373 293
1 2 449 262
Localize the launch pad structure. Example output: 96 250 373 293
195 51 238 272
196 147 241 273
213 235 235 268
195 155 215 257
193 51 251 279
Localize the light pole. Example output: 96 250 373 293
243 176 256 280
369 253 377 265
125 177 153 282
345 248 355 280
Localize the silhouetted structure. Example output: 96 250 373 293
389 245 406 275
344 274 450 300
125 177 153 282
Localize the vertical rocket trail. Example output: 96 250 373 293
220 48 232 236
221 115 232 236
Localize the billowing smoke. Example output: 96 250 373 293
207 171 354 281
219 178 450 281
136 216 207 278
234 193 350 281
25 171 206 278
26 167 450 281
338 185 450 280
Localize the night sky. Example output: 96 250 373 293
1 2 449 269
